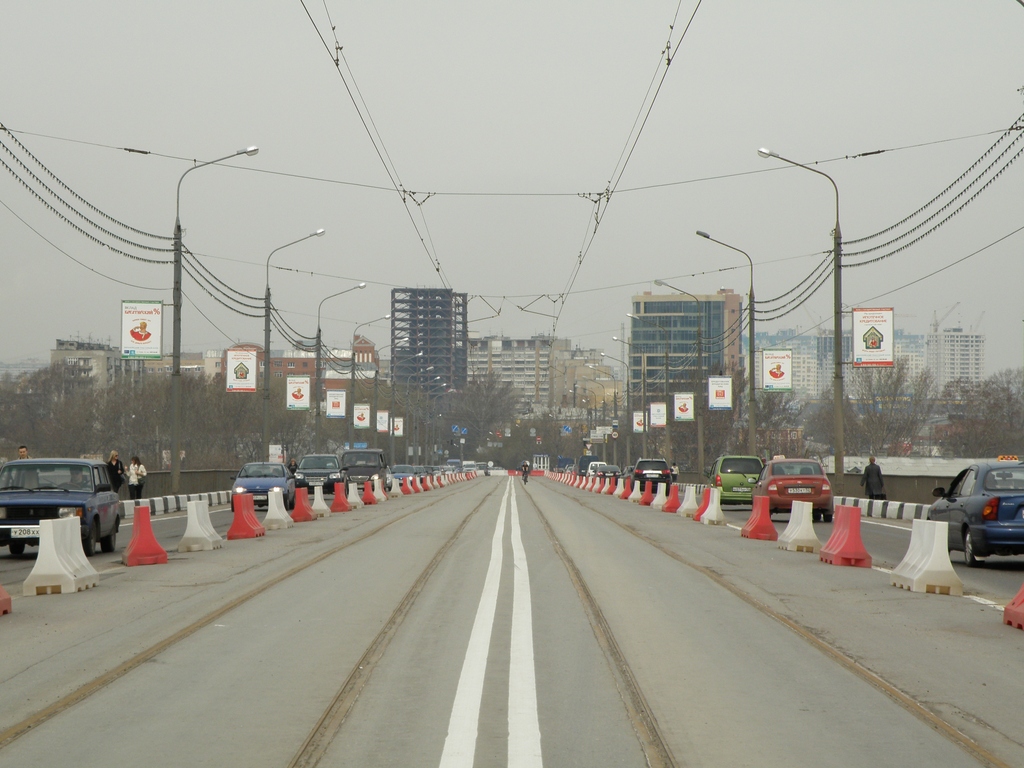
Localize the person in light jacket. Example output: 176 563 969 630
126 456 147 500
860 456 885 500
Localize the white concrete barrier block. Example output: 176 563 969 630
679 486 699 518
122 500 135 519
262 489 294 530
777 500 821 553
347 480 364 509
311 485 332 517
197 498 225 546
702 488 726 525
179 500 218 551
23 518 99 596
651 482 668 510
373 477 387 504
628 481 643 504
891 519 963 596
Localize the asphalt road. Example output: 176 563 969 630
1 477 1023 767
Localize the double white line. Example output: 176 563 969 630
440 477 542 767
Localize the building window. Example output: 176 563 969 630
287 362 296 369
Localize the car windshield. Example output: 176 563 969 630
343 452 381 467
772 462 822 476
239 464 285 479
298 456 339 470
0 462 94 491
636 460 668 471
393 465 414 474
983 466 1024 491
721 458 764 475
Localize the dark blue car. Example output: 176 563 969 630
232 462 295 510
929 459 1024 567
0 459 122 556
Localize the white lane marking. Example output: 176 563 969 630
439 479 510 768
509 483 542 767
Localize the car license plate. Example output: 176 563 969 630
789 487 813 494
734 486 751 493
12 526 40 538
253 495 268 501
310 480 323 486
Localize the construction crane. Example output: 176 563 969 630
931 302 960 333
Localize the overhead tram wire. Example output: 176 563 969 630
298 0 450 289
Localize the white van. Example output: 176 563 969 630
462 461 478 473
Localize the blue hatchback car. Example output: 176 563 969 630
0 459 122 556
929 459 1024 567
232 462 295 510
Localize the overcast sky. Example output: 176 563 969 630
2 1 1022 375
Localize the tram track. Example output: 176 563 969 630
0 483 498 756
542 478 1013 768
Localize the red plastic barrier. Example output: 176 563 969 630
693 488 712 521
663 483 681 513
290 487 315 523
820 505 872 567
124 505 170 564
639 481 654 506
594 478 605 494
619 477 632 500
330 484 351 513
741 496 778 540
0 584 12 616
1003 582 1024 630
606 478 618 496
362 481 377 506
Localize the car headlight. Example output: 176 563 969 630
371 473 379 481
58 507 82 518
295 472 304 480
234 486 247 494
329 472 341 480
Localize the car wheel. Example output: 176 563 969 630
963 528 984 568
100 518 118 553
812 510 822 523
823 512 833 523
8 541 25 556
82 519 99 557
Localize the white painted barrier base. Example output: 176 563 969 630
777 500 821 553
702 488 726 525
373 477 388 503
628 482 643 503
312 485 331 517
23 518 100 596
679 486 699 518
891 519 963 596
652 483 668 510
347 482 364 509
262 489 294 531
179 498 226 551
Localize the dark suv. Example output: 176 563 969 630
0 459 123 556
631 458 672 492
294 454 343 494
341 449 392 493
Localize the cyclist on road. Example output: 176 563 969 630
521 460 530 483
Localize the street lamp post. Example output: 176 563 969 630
613 335 648 458
601 351 631 467
315 282 367 452
758 147 844 493
171 146 258 491
696 230 756 457
627 313 671 463
262 229 326 462
651 282 704 473
348 314 391 449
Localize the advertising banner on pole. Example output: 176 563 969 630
853 307 894 367
225 349 258 392
673 392 694 421
392 417 404 437
632 410 645 433
761 349 793 391
650 402 667 428
376 410 389 433
325 390 346 418
708 376 733 410
286 376 310 410
121 300 163 359
353 403 371 429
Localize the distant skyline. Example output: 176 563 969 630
2 1 1022 376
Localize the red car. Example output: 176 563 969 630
752 457 833 522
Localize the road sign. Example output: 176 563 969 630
451 425 459 434
562 425 572 435
611 430 619 439
461 427 468 435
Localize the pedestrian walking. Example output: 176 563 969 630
126 456 147 500
860 456 885 500
107 450 126 496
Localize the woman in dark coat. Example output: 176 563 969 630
107 450 126 495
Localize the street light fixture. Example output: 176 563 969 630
314 282 367 452
651 282 705 473
348 314 391 448
758 147 845 493
171 146 258 492
696 230 757 457
262 228 326 462
626 312 672 463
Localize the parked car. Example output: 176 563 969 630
596 464 621 481
631 458 672 492
341 449 393 493
752 457 833 522
293 454 342 495
709 455 765 505
233 462 295 510
929 458 1024 567
0 459 122 556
